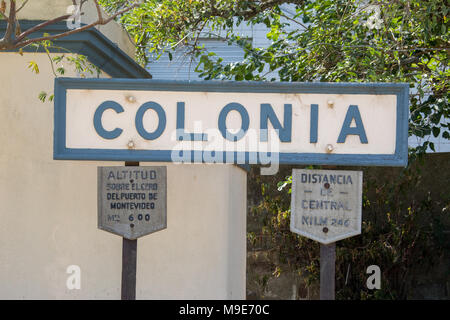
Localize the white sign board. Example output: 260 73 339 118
54 79 409 166
290 169 362 244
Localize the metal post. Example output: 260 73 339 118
121 161 139 300
121 237 137 300
320 242 336 300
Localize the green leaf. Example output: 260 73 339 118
28 61 40 74
52 56 64 63
432 127 440 138
38 91 47 103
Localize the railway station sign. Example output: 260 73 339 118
290 169 363 244
54 78 409 166
98 166 167 239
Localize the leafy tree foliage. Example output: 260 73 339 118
101 0 449 151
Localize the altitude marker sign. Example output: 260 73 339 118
98 166 167 240
290 169 362 244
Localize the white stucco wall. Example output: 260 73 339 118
0 3 247 299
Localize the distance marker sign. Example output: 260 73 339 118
98 166 167 239
290 169 362 244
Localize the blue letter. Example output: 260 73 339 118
337 105 368 143
310 104 318 143
93 101 123 139
218 102 249 141
176 102 208 141
260 103 292 142
135 101 166 140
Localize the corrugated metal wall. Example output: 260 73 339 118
147 38 247 80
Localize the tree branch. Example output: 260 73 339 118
6 0 14 32
278 12 308 29
11 2 139 50
0 0 16 49
79 0 90 14
16 0 29 13
93 0 104 23
208 0 306 21
14 14 72 44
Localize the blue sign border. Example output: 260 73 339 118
54 78 409 166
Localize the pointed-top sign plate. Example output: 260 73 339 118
290 169 362 244
98 166 167 239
